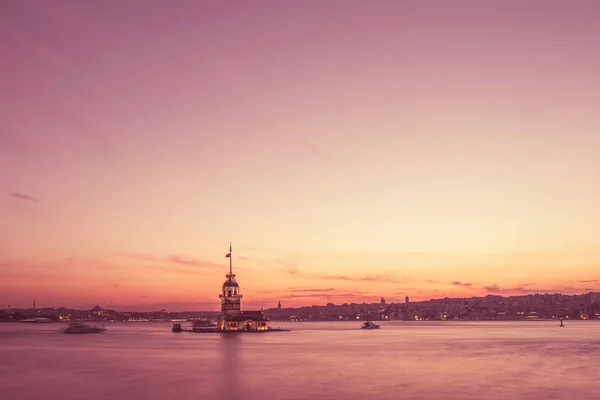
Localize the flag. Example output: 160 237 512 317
226 253 231 258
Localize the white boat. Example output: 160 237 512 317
63 322 106 334
21 317 51 323
361 321 380 329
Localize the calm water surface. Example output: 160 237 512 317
1 320 598 399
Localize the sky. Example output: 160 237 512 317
1 0 600 311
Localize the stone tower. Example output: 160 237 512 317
219 243 242 324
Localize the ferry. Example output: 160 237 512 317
172 323 182 332
21 317 51 323
63 323 106 334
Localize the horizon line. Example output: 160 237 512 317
3 290 598 312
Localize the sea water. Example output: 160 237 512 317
1 320 598 400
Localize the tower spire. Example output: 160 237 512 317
229 242 232 274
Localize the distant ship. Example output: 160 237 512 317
21 317 51 323
63 323 106 334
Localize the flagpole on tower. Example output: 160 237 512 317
229 242 232 274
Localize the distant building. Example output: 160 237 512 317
278 301 282 309
91 305 104 316
405 296 410 304
217 244 268 331
381 297 386 305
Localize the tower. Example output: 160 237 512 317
219 243 242 328
278 301 281 309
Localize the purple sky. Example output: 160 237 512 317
1 1 600 310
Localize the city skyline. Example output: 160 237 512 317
2 1 600 310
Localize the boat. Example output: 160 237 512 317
192 318 217 332
361 321 380 329
172 323 182 332
21 317 51 323
63 322 106 334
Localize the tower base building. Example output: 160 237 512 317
218 244 269 332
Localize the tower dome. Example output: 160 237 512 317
222 279 239 288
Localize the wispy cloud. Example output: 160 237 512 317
117 252 231 268
296 140 323 157
451 281 473 288
283 266 400 283
481 282 592 295
114 252 161 262
152 266 208 276
167 256 214 268
10 192 38 202
484 284 503 293
290 288 336 293
578 280 598 283
114 252 252 275
284 293 359 299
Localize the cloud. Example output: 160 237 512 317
390 288 417 293
153 266 208 276
290 288 336 293
283 266 401 283
116 252 251 272
113 253 216 276
484 284 502 293
284 293 360 299
332 274 398 283
297 140 323 156
237 256 249 260
451 281 473 288
114 252 161 262
10 192 38 202
282 266 400 283
167 256 213 268
481 282 590 295
579 280 598 283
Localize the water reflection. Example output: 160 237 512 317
219 334 241 400
0 321 599 400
